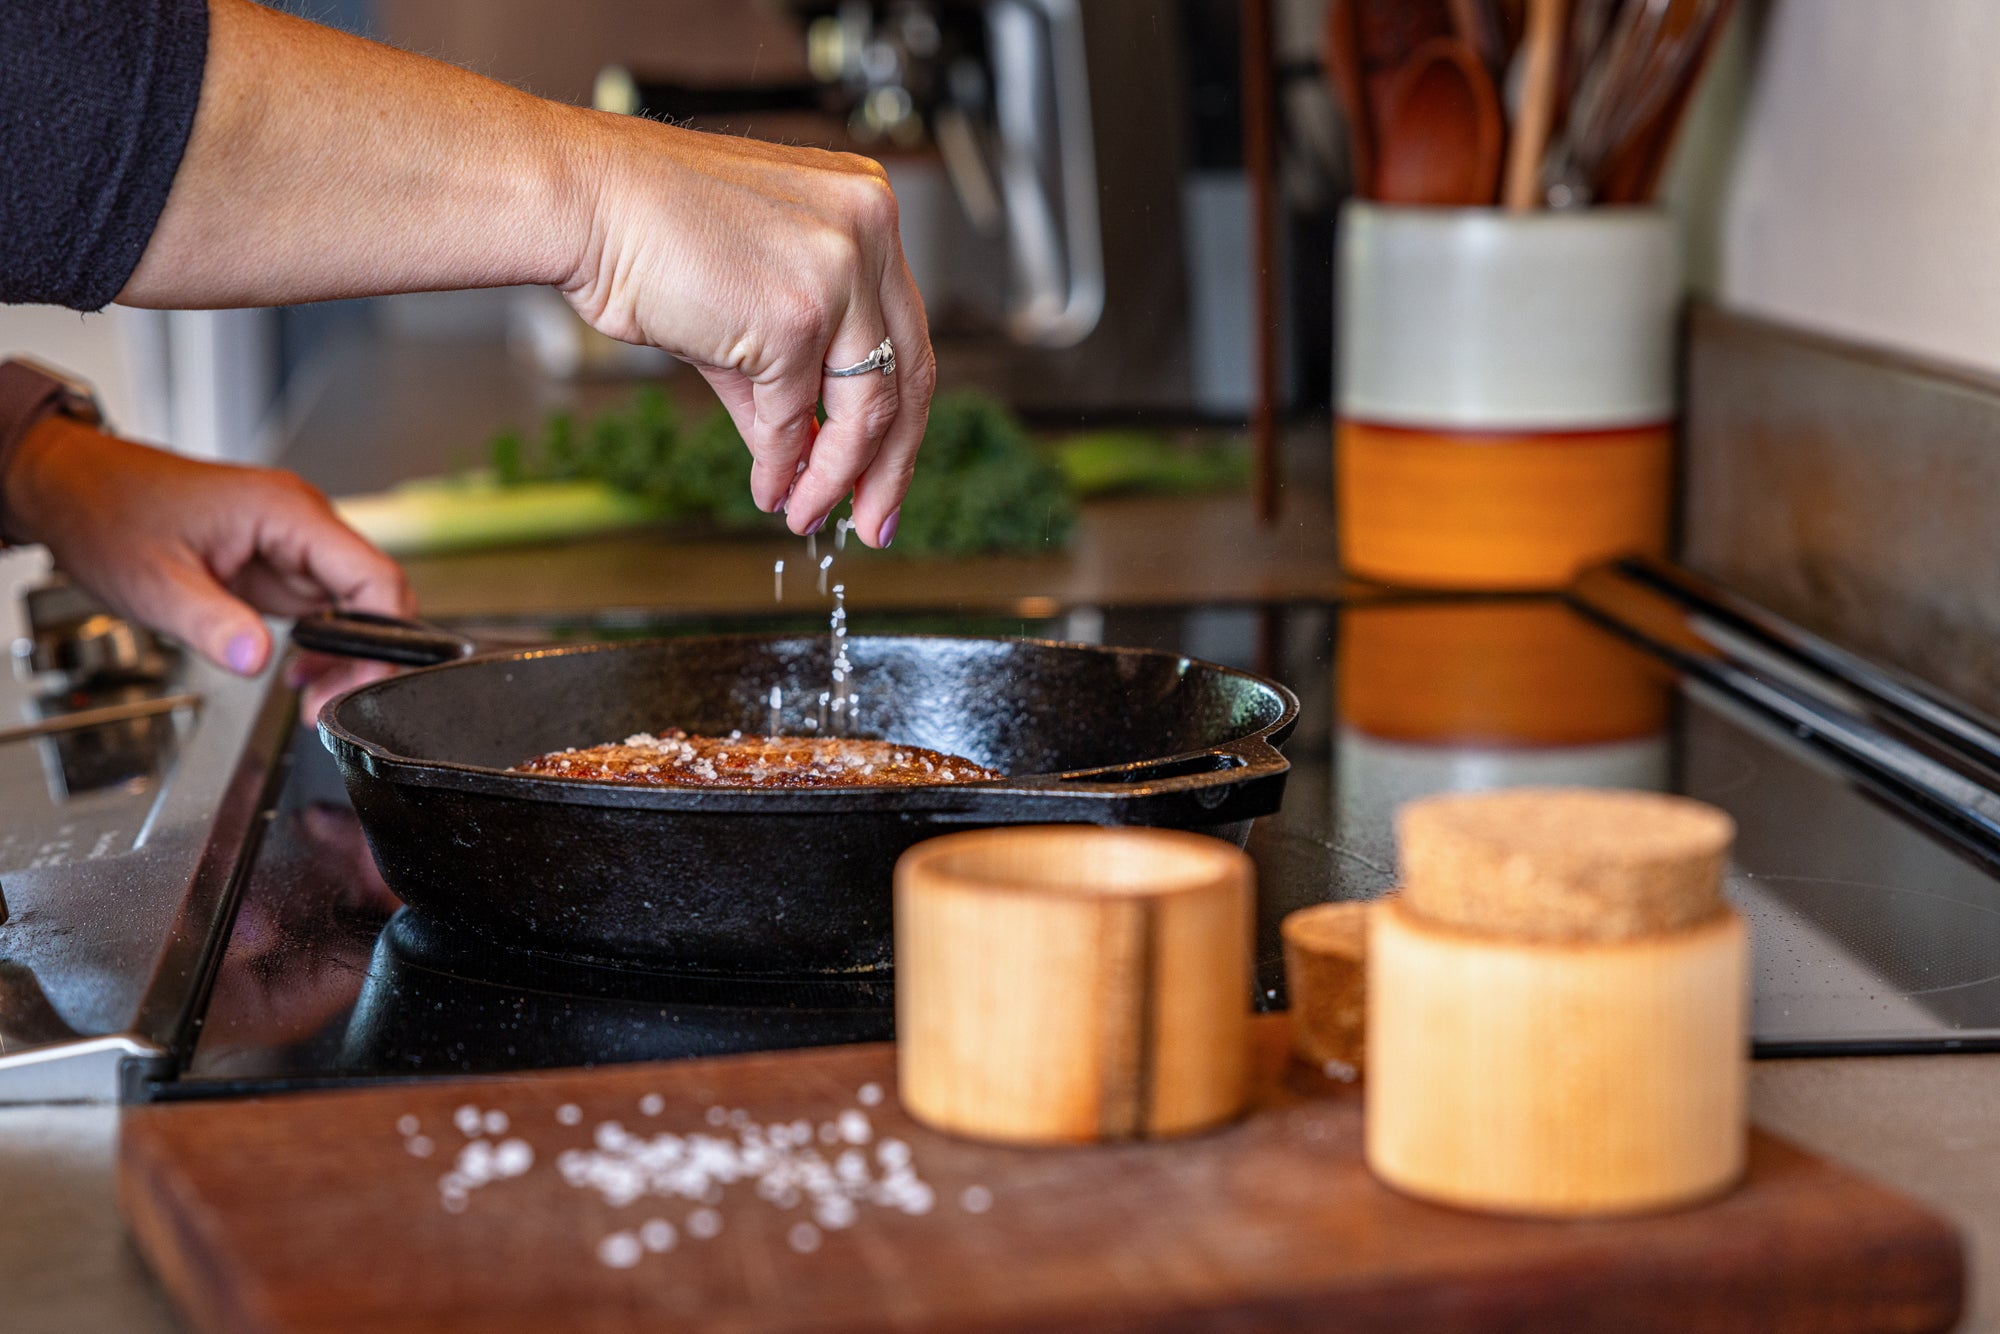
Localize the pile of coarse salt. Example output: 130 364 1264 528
399 1106 537 1214
396 1081 995 1269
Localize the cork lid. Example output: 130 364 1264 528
1396 788 1734 942
1280 900 1374 960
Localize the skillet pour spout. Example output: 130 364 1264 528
309 623 1298 975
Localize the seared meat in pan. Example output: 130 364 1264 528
512 729 1002 788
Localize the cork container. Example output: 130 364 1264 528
1281 900 1375 1078
1365 787 1748 1217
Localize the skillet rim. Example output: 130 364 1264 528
316 632 1299 812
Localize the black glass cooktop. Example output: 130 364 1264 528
153 588 2000 1099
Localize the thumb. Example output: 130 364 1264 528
150 556 274 677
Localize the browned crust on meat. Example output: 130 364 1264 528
511 729 1002 789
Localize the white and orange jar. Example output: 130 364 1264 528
1336 205 1681 590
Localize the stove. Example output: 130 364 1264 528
8 556 2000 1104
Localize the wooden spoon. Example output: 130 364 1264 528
1322 0 1377 194
1502 0 1570 210
1373 36 1506 205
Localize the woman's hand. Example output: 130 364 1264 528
562 122 935 546
3 416 412 716
119 0 936 548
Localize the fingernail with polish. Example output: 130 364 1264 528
226 632 262 675
878 508 901 548
804 512 828 536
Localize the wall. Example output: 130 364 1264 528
1716 0 2000 375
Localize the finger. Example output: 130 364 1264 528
698 365 818 516
231 560 337 618
259 483 414 618
847 254 935 548
785 306 900 534
144 552 275 676
748 359 827 522
694 365 758 466
291 655 398 725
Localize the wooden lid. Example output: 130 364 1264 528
1396 788 1734 942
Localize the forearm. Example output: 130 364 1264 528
118 0 596 307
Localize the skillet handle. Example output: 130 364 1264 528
292 611 478 667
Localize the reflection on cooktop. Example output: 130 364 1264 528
162 597 2000 1098
340 909 894 1078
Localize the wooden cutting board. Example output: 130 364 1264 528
120 1017 1963 1333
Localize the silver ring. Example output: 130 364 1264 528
824 337 895 378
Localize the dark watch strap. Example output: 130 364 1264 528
0 359 100 545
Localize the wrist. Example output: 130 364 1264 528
0 360 102 545
0 414 85 549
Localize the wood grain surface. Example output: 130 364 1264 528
120 1017 1963 1334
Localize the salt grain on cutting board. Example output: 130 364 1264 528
394 1089 990 1270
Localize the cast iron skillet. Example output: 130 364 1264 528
298 613 1298 976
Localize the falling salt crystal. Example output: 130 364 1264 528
640 1219 677 1252
406 1135 435 1159
900 1183 936 1216
640 1093 665 1117
493 1139 534 1177
597 1232 643 1269
687 1208 723 1240
817 554 833 595
816 1196 858 1230
788 1222 822 1253
705 1106 727 1127
856 1083 883 1107
877 1138 911 1168
960 1185 993 1214
807 531 817 563
396 1115 420 1138
773 559 785 602
453 1105 480 1137
835 517 851 551
556 1103 583 1126
482 1110 510 1136
837 1110 872 1145
729 1109 750 1128
1321 1059 1359 1084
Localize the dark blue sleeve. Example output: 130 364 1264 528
1 0 210 310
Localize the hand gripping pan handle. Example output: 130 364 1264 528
292 611 478 668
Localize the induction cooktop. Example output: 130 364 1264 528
8 559 2000 1103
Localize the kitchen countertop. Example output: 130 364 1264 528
5 333 1998 1331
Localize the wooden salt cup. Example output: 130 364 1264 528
895 826 1252 1144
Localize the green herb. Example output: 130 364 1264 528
486 387 1076 556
